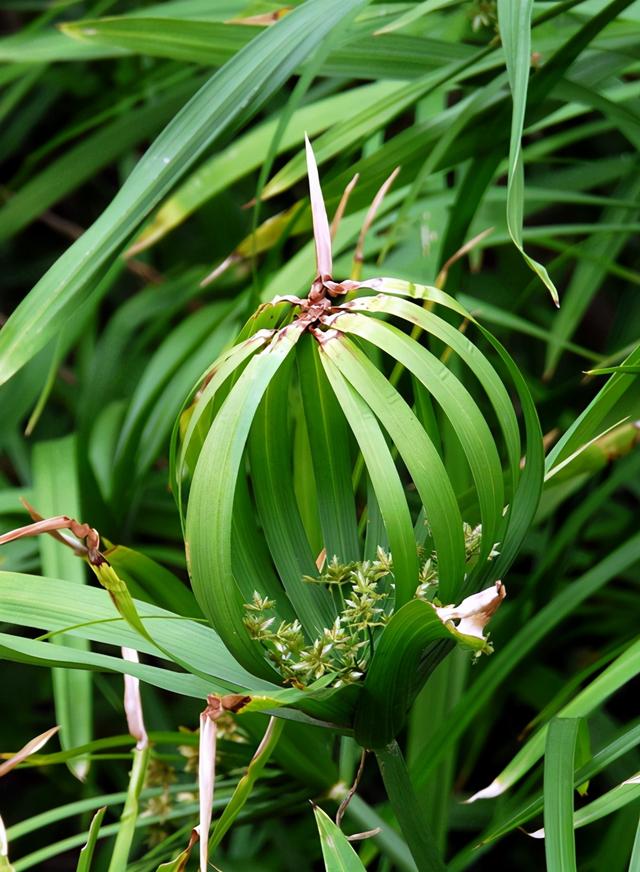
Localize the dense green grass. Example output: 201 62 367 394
0 1 639 869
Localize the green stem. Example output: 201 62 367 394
210 716 285 853
107 744 150 872
375 740 447 872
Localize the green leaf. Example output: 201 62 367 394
32 435 92 781
354 598 490 749
360 277 543 583
334 311 504 574
320 333 466 602
0 571 271 692
107 744 150 872
478 719 640 845
75 807 106 872
231 470 300 628
543 717 580 872
345 795 417 872
59 17 254 67
498 0 559 305
375 0 461 35
468 637 640 801
248 353 336 635
59 15 481 79
155 831 196 872
571 774 640 831
546 342 640 469
172 328 273 526
375 741 446 872
186 324 305 677
320 353 418 608
293 399 324 557
0 0 369 386
0 630 214 699
586 365 640 376
360 295 520 479
413 531 640 791
297 335 360 564
632 819 640 872
104 544 201 619
313 805 367 872
130 81 395 253
259 41 499 204
530 773 640 842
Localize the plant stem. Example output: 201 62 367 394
376 740 447 872
210 716 285 853
107 744 150 872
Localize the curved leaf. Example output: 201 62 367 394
354 598 490 748
186 325 304 678
0 571 268 691
320 332 465 602
333 312 504 575
319 352 418 608
248 353 336 636
297 335 360 563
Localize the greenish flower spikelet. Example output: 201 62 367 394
244 550 393 688
244 525 500 687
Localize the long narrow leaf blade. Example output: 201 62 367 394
543 718 580 872
498 0 559 305
0 0 368 386
32 436 92 780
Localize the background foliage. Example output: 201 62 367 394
0 0 639 869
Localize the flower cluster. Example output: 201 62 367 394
415 522 499 600
244 549 393 688
245 526 501 688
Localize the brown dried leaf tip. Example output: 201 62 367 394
0 725 59 778
278 138 400 335
0 499 102 564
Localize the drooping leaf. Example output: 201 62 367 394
498 0 558 305
186 324 306 676
0 0 370 386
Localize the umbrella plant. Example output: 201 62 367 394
0 139 545 870
177 137 544 735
